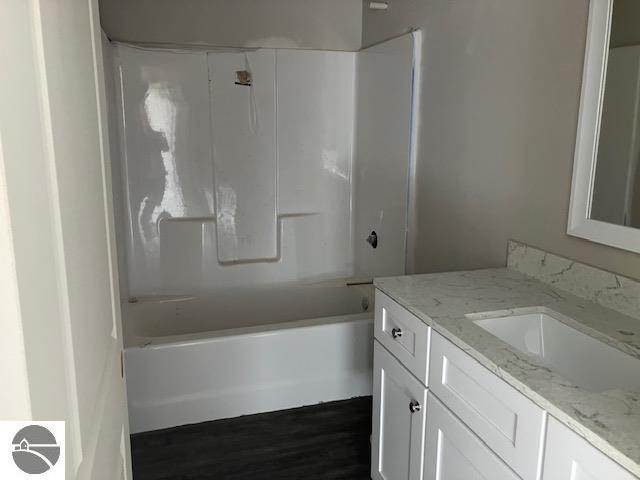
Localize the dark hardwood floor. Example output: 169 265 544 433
131 397 373 480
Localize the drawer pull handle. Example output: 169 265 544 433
391 328 403 339
409 400 421 413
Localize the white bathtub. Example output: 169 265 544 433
123 284 374 433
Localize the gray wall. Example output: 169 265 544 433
100 0 362 51
363 0 640 280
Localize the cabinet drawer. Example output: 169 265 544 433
429 331 546 480
374 290 431 384
424 392 520 480
543 417 637 480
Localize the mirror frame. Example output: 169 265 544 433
567 0 640 253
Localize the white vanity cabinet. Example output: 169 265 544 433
542 417 637 480
372 341 427 480
372 288 639 480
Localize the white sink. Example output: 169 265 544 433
473 309 640 392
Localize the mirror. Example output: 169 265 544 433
568 0 640 253
591 0 640 227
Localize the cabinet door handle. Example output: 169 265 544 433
391 327 403 339
409 400 421 413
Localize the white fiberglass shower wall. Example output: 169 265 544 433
115 45 357 295
354 33 420 277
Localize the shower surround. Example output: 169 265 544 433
106 33 420 431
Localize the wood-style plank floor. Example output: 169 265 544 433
131 397 373 480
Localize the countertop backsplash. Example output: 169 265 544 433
507 240 640 321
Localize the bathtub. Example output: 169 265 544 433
123 284 374 433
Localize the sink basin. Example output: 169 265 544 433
473 309 640 392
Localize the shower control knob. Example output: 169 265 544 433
391 328 403 339
409 400 421 413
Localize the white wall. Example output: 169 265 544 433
0 5 34 416
100 0 362 51
0 0 72 423
353 33 417 278
115 46 214 295
276 50 356 278
0 125 31 420
1 1 131 476
362 0 640 280
209 50 278 263
113 44 357 295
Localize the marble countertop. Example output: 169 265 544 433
375 268 640 477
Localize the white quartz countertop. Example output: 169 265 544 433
375 268 640 477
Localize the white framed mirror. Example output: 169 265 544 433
568 0 640 253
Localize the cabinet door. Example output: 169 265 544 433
542 417 637 480
372 341 427 480
424 393 520 480
429 332 545 480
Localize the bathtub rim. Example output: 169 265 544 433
124 310 373 350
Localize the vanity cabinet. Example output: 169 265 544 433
372 288 639 480
372 341 427 480
424 392 520 480
542 417 636 480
